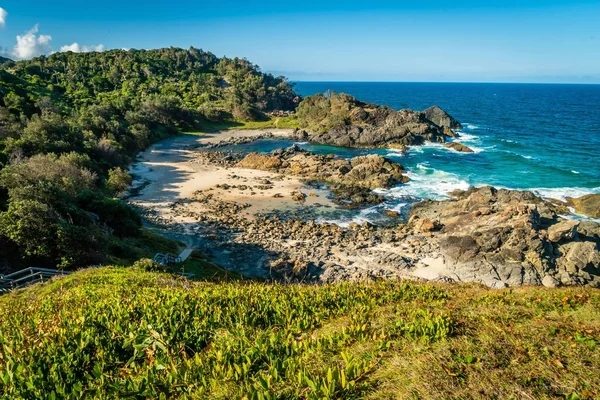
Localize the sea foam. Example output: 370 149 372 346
317 205 384 227
376 164 471 201
530 187 600 202
454 132 480 143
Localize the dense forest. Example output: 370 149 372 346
0 47 298 271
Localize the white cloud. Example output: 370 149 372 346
13 25 52 60
60 42 105 53
5 22 105 60
0 7 7 28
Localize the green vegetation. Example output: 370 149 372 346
2 49 596 400
183 114 300 135
295 92 367 133
174 251 243 281
0 48 298 271
0 268 598 399
108 230 180 265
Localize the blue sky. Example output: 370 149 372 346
0 0 599 82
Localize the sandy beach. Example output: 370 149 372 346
129 129 337 223
126 130 458 282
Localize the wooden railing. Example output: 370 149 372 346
0 253 195 295
0 267 71 294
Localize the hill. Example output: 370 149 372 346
1 47 297 119
0 267 598 399
0 48 298 271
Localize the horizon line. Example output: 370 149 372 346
289 80 600 85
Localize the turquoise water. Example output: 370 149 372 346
257 83 600 224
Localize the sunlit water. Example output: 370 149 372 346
241 82 600 225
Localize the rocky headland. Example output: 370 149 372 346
409 187 600 288
291 93 462 148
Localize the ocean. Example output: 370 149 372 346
245 82 600 225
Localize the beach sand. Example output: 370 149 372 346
129 129 338 222
127 130 480 285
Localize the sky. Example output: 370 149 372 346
0 0 599 83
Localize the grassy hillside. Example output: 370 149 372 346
0 268 598 399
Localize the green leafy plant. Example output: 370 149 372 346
1 268 598 399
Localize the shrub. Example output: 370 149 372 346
106 167 132 195
132 258 165 272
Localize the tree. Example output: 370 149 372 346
106 167 132 195
0 199 59 258
0 47 299 270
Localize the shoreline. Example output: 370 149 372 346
128 129 600 287
129 129 338 221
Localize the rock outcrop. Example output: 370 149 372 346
567 194 600 218
442 126 459 138
422 105 463 129
237 145 409 190
408 186 600 287
444 142 474 153
293 93 462 148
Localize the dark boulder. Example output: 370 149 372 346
422 105 463 129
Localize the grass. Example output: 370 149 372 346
111 230 236 281
184 115 300 135
110 229 181 265
0 268 599 399
174 251 243 281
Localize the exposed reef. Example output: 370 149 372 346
146 184 600 288
444 142 474 153
567 194 600 218
236 145 409 190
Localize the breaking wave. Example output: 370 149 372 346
376 164 471 200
